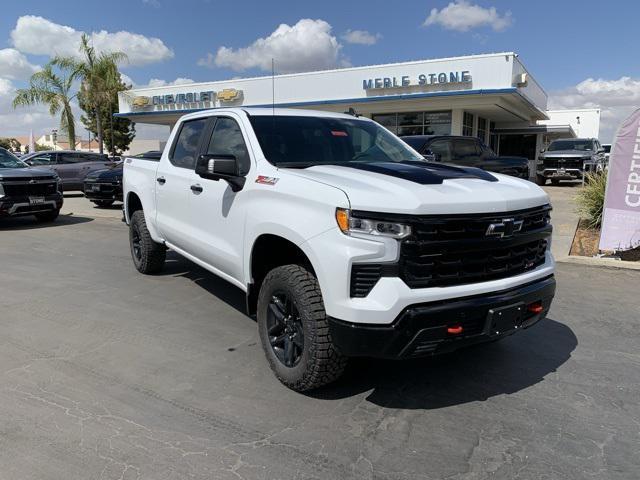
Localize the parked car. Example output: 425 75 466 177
21 150 113 191
0 148 63 222
537 138 606 185
123 108 555 392
602 144 611 165
401 135 530 180
83 162 123 207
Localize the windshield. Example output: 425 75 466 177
249 115 424 167
548 139 594 152
0 148 27 169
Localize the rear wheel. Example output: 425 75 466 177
34 208 60 223
94 200 114 208
257 264 347 391
129 210 166 274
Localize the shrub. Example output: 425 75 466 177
575 172 608 229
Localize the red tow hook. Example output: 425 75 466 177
527 302 544 314
447 325 464 335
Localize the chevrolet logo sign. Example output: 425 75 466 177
131 96 150 108
486 218 524 238
217 88 242 102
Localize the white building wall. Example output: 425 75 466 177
539 109 601 138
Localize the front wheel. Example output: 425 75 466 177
535 175 547 186
129 210 166 274
257 264 347 392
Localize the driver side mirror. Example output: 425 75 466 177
195 154 246 192
539 148 546 154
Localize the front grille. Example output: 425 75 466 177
543 158 584 169
2 181 57 197
349 205 551 296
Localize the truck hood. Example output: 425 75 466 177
0 167 56 180
542 150 592 158
283 162 548 214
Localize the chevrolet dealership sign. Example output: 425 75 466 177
130 88 243 110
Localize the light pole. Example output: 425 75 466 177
51 129 58 150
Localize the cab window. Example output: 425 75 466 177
170 118 208 169
206 117 251 175
28 153 54 166
427 139 452 162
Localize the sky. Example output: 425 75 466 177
0 0 638 142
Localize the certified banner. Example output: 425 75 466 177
599 108 640 251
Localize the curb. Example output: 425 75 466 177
556 255 640 271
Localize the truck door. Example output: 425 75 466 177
155 117 209 251
186 115 251 283
56 152 84 188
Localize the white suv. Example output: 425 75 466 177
124 108 556 391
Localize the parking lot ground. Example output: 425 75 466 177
1 196 638 480
542 183 582 259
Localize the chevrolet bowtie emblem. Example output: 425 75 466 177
217 88 241 102
131 96 150 108
486 218 524 238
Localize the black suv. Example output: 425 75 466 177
0 148 63 222
401 135 530 180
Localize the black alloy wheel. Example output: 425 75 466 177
266 292 304 368
131 223 143 263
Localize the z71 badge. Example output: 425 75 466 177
255 176 279 185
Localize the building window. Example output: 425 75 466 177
372 110 452 136
477 117 487 143
462 112 474 137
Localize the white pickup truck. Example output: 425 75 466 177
124 107 556 391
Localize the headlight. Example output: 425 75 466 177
335 208 411 239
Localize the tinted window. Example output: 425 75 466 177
548 139 595 152
59 153 80 164
28 153 53 166
206 117 251 175
0 148 26 168
453 138 481 162
427 139 452 163
401 137 427 152
170 118 208 169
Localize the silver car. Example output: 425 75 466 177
22 150 113 191
536 138 606 185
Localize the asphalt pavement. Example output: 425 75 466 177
0 191 638 480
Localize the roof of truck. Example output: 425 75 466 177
180 107 367 122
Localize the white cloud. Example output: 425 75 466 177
201 19 344 74
549 76 640 142
342 29 381 46
0 49 40 80
10 15 174 67
424 1 512 32
122 76 195 88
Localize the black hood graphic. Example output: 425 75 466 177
337 161 498 185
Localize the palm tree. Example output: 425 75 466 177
13 64 78 150
53 34 127 154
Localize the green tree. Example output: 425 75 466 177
0 138 21 151
78 74 135 155
53 34 127 154
12 64 77 149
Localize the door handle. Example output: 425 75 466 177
190 184 203 193
156 177 166 185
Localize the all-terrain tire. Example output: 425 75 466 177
257 264 347 391
129 210 166 274
35 208 60 222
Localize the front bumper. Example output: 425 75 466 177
83 181 123 202
0 193 63 217
328 275 555 359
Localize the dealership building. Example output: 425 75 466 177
117 52 599 176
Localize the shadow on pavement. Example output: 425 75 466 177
311 318 576 409
0 213 93 230
160 251 248 316
154 253 577 410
